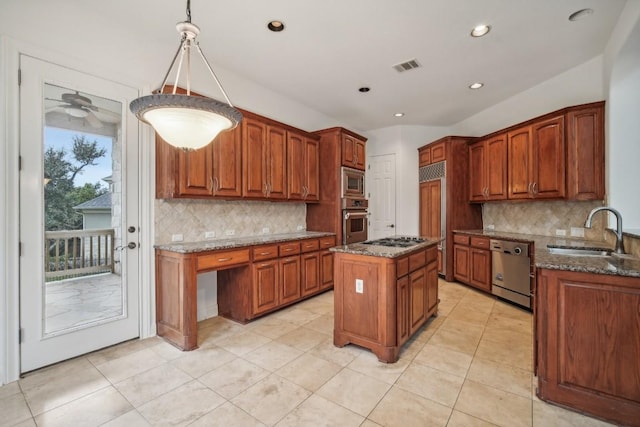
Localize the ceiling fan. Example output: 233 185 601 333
46 91 118 128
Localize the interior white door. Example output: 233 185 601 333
19 55 140 372
368 154 396 240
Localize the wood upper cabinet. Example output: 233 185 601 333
342 134 366 170
469 134 507 202
566 104 604 200
242 117 287 199
156 125 242 198
418 141 445 167
508 116 565 200
211 126 242 197
287 131 319 201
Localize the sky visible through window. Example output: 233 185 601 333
45 127 112 188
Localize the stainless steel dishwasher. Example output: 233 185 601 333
490 239 531 309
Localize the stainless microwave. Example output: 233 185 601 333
341 167 365 198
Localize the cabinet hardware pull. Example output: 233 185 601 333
259 252 271 255
532 182 538 195
217 257 232 262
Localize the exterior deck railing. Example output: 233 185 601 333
45 228 115 280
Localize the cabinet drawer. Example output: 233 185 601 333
470 237 489 249
197 248 250 271
279 242 301 256
319 236 336 249
426 246 437 263
300 239 320 253
397 257 409 278
453 234 470 245
409 250 426 272
252 244 279 261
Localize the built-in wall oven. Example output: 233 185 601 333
342 198 368 244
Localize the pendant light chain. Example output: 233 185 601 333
186 0 192 23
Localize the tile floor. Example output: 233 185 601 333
1 280 616 427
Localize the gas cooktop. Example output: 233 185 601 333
361 237 426 248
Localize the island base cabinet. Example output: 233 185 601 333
536 269 640 427
333 246 438 363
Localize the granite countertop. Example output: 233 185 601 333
155 231 335 253
330 237 441 259
455 229 640 278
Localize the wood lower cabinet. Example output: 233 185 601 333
301 252 320 296
333 243 439 363
320 250 333 290
279 256 301 304
536 269 640 426
252 260 279 315
453 234 491 292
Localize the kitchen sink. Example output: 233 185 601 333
547 246 611 257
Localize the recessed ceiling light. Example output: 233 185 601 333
470 25 491 37
358 87 371 93
569 8 594 21
394 113 404 117
469 82 484 90
267 20 285 32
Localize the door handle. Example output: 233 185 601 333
128 242 138 249
128 226 137 233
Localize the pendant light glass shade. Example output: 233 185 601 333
130 1 242 150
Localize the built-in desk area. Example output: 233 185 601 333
154 232 336 350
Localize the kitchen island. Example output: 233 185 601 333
330 237 441 363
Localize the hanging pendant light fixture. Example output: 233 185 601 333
130 0 242 150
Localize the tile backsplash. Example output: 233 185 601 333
482 200 606 240
155 199 307 244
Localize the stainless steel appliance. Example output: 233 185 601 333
342 198 368 244
490 239 531 309
341 167 365 199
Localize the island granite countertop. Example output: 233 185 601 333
155 231 335 254
329 236 441 259
454 229 640 278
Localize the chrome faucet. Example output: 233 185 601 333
584 207 625 254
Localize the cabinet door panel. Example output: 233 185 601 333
268 126 287 199
453 244 470 283
508 127 533 199
409 267 427 334
532 116 565 199
287 132 305 199
355 140 366 170
305 138 320 200
177 145 212 196
426 260 438 312
486 134 507 200
419 180 441 239
243 118 268 198
253 261 279 315
566 106 604 200
397 276 409 345
320 250 333 289
469 248 491 292
280 256 301 304
301 252 320 296
212 126 242 197
469 142 486 201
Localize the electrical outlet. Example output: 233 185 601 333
555 229 566 237
262 227 270 234
204 231 216 239
485 224 495 230
225 229 235 236
355 279 364 294
171 234 184 242
571 227 585 238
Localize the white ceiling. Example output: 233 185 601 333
4 0 629 132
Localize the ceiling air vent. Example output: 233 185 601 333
393 59 421 73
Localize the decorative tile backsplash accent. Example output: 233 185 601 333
155 199 307 244
482 200 606 241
